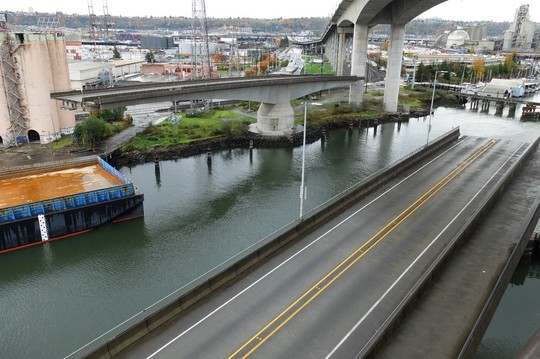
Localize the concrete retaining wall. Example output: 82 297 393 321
84 128 460 359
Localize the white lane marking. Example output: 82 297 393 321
146 139 468 358
326 143 525 359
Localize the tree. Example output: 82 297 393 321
145 51 155 63
73 116 109 149
471 58 486 81
92 107 126 122
112 46 121 60
504 54 515 75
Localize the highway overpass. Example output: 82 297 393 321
315 0 448 112
51 75 359 136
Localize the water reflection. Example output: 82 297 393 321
154 162 161 187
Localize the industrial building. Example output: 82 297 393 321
0 28 74 147
68 59 144 89
141 35 175 50
503 4 540 51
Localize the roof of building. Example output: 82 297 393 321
69 59 144 72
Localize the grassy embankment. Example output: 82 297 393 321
121 109 252 151
118 86 444 153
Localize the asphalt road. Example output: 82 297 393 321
115 136 529 359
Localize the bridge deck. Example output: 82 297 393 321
377 146 540 358
109 135 537 359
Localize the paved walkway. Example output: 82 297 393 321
0 108 159 169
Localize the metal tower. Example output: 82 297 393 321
191 0 211 79
87 0 100 40
0 15 27 146
102 0 115 40
37 16 60 32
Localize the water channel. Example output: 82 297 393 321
1 92 539 358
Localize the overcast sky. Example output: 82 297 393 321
2 0 538 22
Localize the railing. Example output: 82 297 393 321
0 184 135 224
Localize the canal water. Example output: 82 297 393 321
0 93 539 358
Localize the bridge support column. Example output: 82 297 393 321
256 101 295 136
337 28 346 76
349 24 368 106
383 24 406 113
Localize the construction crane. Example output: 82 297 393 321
87 0 100 40
102 0 115 40
191 0 211 79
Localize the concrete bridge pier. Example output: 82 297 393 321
481 99 490 112
349 24 369 106
336 28 347 76
256 101 295 135
495 101 505 115
384 24 406 112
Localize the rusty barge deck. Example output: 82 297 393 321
0 156 144 253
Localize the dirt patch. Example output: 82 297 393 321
0 143 96 169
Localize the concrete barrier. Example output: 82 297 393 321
145 299 183 332
83 128 460 359
357 136 540 358
101 322 149 359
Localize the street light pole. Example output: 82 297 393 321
427 70 440 145
299 101 307 218
299 101 321 218
412 55 418 89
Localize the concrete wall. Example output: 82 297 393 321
0 32 75 146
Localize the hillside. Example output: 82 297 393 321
4 11 510 38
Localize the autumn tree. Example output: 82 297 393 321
259 60 268 74
471 58 485 81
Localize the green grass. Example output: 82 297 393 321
119 88 449 153
304 63 334 75
51 135 73 150
121 110 254 151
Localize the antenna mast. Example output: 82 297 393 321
191 0 211 79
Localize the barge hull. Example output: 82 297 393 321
0 155 144 253
0 194 143 252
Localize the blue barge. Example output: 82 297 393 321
0 155 144 253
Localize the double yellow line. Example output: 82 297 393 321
229 139 497 358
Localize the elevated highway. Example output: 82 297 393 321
76 130 540 358
312 0 448 111
51 75 359 136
